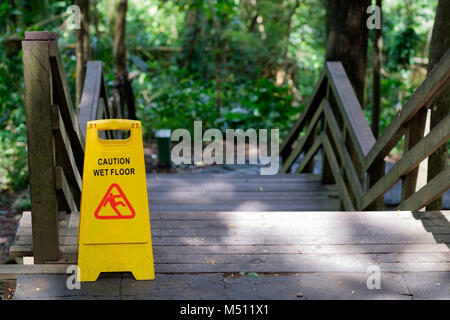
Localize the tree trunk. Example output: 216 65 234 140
371 0 382 138
113 0 136 120
426 0 450 210
75 0 90 108
182 2 202 70
325 0 371 106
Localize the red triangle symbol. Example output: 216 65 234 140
94 183 136 219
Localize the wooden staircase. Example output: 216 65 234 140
2 32 449 299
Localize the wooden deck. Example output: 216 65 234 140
5 173 450 299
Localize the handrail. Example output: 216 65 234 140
281 48 450 212
78 61 112 143
21 31 114 263
364 49 450 171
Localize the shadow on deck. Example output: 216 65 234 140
4 173 450 300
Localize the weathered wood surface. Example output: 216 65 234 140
325 62 375 160
78 61 111 142
8 174 450 275
398 166 450 211
147 174 339 211
22 34 60 263
281 50 450 212
362 114 450 210
364 48 450 171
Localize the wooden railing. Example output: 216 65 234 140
22 32 111 263
281 49 450 212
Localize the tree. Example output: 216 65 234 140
325 0 371 105
113 0 136 120
75 0 90 107
371 0 382 138
426 0 450 210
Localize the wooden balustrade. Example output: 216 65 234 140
281 49 450 212
22 32 111 263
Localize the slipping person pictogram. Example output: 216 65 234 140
94 183 136 219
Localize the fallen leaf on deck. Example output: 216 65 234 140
247 272 259 278
259 187 263 192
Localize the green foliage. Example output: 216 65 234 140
365 0 437 141
135 67 296 139
0 49 28 191
0 0 441 193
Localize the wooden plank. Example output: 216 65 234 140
153 252 450 264
280 71 327 160
3 261 450 274
51 105 82 191
401 108 429 202
365 158 386 211
148 203 339 212
16 214 450 233
0 264 69 275
149 196 338 203
17 210 450 223
152 262 450 273
151 226 450 237
55 166 78 213
321 91 335 184
9 243 450 259
153 243 450 255
280 102 324 173
24 31 56 40
17 220 450 237
364 49 450 171
78 61 103 142
22 38 60 263
149 210 450 221
323 100 364 202
321 135 355 210
398 166 450 211
301 119 318 173
47 40 85 167
148 184 333 193
295 135 321 173
362 114 450 209
147 191 339 200
326 62 376 160
148 173 322 182
51 105 82 209
15 233 450 247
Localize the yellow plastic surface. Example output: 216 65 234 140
78 119 154 282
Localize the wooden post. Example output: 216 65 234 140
322 85 335 184
365 159 385 210
401 108 429 205
22 31 60 263
302 120 317 173
321 119 335 184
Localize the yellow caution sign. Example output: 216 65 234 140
78 119 154 282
